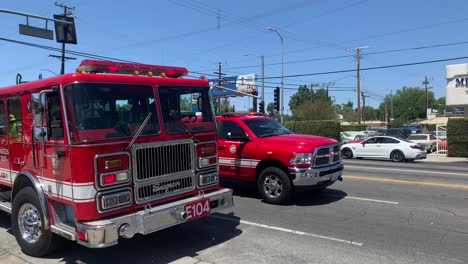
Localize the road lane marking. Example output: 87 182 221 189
326 194 399 205
210 214 363 246
344 175 468 189
345 165 468 177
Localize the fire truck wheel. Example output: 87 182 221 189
257 167 293 204
11 187 60 257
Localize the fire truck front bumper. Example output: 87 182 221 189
75 188 234 248
289 161 344 191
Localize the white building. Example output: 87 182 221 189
446 63 468 118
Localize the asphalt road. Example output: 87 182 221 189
0 159 467 264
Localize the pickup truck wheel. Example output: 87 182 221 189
11 187 60 257
257 167 293 204
341 148 353 159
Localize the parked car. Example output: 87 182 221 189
383 128 412 139
347 134 371 144
340 131 362 143
341 136 427 162
407 134 437 153
216 113 343 204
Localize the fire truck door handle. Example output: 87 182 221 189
218 145 226 150
1 139 5 144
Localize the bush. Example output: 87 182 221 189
285 120 340 141
341 124 367 132
447 118 468 157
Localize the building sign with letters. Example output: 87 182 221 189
446 64 468 107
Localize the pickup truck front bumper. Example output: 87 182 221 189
289 161 344 190
75 188 234 248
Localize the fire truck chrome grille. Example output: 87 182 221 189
314 144 340 167
136 176 194 203
131 139 196 204
133 140 194 181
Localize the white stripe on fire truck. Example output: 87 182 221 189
0 170 96 203
38 177 97 201
218 157 260 168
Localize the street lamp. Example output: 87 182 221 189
243 53 264 113
267 27 284 123
40 69 59 76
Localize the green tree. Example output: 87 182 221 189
379 87 435 123
288 85 313 112
336 101 355 122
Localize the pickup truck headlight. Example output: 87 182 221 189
289 153 314 165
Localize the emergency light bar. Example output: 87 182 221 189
78 60 189 78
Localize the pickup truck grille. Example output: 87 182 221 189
314 144 341 167
131 139 195 204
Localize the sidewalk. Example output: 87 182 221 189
422 154 468 163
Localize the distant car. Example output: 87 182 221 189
341 136 427 162
384 128 412 139
347 134 371 144
340 131 362 143
407 134 437 153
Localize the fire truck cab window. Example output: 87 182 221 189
7 97 22 137
65 83 159 142
47 93 63 139
0 100 5 136
158 86 215 134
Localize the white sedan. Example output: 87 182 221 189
341 136 427 162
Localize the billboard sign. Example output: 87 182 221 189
210 74 256 97
236 74 256 94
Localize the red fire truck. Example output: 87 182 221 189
0 60 233 256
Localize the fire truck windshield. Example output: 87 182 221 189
158 85 215 134
65 83 160 142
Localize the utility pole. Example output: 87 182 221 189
361 91 369 125
213 62 225 114
422 76 432 119
322 82 335 97
390 89 394 121
55 2 75 74
347 46 368 124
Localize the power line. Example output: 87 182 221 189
218 40 468 70
261 55 468 79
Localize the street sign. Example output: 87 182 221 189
19 24 53 40
54 15 77 44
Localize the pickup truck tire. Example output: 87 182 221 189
11 187 60 257
257 167 293 204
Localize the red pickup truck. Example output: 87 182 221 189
216 113 343 204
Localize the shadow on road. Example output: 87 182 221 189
0 211 242 263
221 179 346 206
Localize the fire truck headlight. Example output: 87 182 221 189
198 172 218 186
198 156 218 169
99 189 132 212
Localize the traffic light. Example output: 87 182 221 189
273 87 280 112
259 101 265 113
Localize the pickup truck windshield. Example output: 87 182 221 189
158 85 215 134
243 118 292 138
65 83 159 143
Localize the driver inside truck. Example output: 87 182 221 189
9 114 18 136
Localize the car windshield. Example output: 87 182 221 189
158 85 215 134
65 83 159 143
242 118 292 138
408 135 427 140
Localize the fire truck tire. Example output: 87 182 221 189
11 187 60 257
257 167 293 204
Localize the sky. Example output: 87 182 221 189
1 0 468 113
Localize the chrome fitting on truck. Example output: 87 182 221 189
289 160 344 188
75 188 234 248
